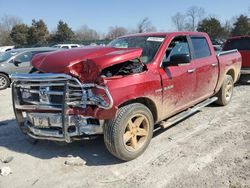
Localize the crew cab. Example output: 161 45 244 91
11 32 241 161
222 35 250 74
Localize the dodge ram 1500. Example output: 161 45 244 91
11 32 241 161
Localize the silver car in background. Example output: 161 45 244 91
0 47 57 90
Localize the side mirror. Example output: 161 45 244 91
13 59 22 66
170 54 190 66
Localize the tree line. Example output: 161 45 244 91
0 16 156 46
0 6 249 46
172 6 250 39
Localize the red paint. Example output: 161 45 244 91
32 47 142 73
223 36 250 69
32 32 242 122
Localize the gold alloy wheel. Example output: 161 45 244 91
225 79 233 101
123 114 149 151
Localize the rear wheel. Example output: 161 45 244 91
216 75 234 106
0 73 10 90
104 103 154 161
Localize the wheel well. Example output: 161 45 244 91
119 98 158 123
226 69 235 82
0 72 10 78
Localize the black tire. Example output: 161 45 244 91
215 75 234 106
0 73 10 90
104 103 154 161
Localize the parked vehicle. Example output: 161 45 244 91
0 47 57 90
222 36 250 74
52 44 81 49
11 32 241 161
213 45 222 54
0 46 15 53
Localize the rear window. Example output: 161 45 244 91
223 37 250 51
191 36 211 59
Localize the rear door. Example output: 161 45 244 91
159 35 196 117
190 35 219 101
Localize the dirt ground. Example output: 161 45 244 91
0 78 249 188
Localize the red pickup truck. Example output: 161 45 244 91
222 35 250 74
11 32 241 161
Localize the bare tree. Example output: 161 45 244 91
75 25 100 41
223 20 233 38
0 15 22 45
172 12 185 31
137 17 156 33
186 6 205 31
0 15 22 32
106 26 128 39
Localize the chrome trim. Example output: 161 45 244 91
15 104 62 111
187 68 196 73
217 49 238 56
11 73 72 80
12 73 112 142
241 68 250 75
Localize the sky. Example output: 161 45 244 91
0 0 249 34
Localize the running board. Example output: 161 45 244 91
160 97 218 129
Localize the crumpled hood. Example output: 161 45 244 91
32 46 143 74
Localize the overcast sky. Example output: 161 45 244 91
0 0 249 33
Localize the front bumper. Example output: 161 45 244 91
11 73 113 142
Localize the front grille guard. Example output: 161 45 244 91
11 73 113 142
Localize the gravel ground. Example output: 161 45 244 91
0 79 249 188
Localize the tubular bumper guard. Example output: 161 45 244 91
11 73 113 142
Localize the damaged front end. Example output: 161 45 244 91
11 73 113 142
11 46 145 142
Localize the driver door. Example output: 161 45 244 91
11 51 33 74
158 35 196 118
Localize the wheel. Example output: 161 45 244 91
0 73 10 90
104 103 154 161
215 75 234 106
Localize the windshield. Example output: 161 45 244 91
0 51 18 62
108 36 165 64
223 37 250 51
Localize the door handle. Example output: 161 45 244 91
212 63 217 67
187 68 196 73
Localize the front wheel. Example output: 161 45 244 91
104 103 154 161
215 75 234 106
0 73 10 90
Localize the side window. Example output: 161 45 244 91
191 37 211 59
71 45 78 48
164 36 190 62
14 51 32 63
62 46 69 49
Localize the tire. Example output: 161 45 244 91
0 73 10 90
104 103 154 161
215 75 234 106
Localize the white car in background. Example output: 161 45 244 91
0 46 15 53
52 44 81 49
